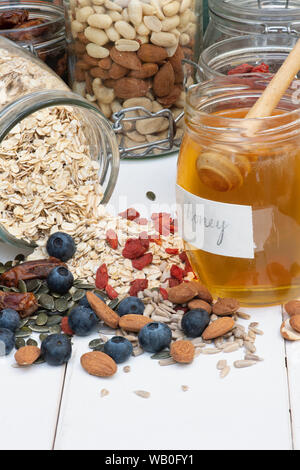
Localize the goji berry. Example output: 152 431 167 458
159 287 168 300
122 238 148 259
119 208 140 221
184 257 193 273
139 232 150 250
61 316 74 336
135 218 148 225
165 248 179 255
95 263 109 289
106 229 118 250
132 252 153 270
228 63 253 75
129 279 148 296
179 251 188 263
252 63 269 73
105 284 118 299
168 278 181 287
170 264 184 281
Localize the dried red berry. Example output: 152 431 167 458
168 278 180 287
228 63 253 75
252 63 269 73
165 248 179 255
105 284 118 299
159 287 168 300
135 218 148 225
122 238 148 259
119 208 140 221
179 251 187 263
106 229 118 250
132 253 153 270
129 279 148 296
170 264 184 281
61 316 74 336
95 263 109 289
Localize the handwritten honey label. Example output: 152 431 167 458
176 185 254 259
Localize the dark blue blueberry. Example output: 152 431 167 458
46 232 76 262
181 309 210 338
0 308 20 332
138 322 172 353
0 328 15 355
117 296 144 317
41 334 72 366
104 336 133 363
68 306 98 336
47 266 74 294
79 291 105 309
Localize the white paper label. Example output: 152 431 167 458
176 184 254 259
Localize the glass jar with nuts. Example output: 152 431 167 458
66 0 202 157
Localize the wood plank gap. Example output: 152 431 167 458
51 364 68 451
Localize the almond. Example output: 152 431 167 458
119 314 152 332
202 317 235 340
81 351 117 377
157 84 181 107
130 63 158 78
170 340 195 363
137 43 168 62
114 77 149 99
153 62 175 97
212 297 240 316
190 281 213 304
281 318 300 341
86 291 119 328
290 315 300 333
187 299 212 314
284 300 300 316
109 63 128 79
90 67 110 79
15 346 41 366
98 57 112 69
110 46 142 71
168 45 184 80
166 281 198 304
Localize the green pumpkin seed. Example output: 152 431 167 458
55 298 68 313
15 338 26 349
15 327 32 338
49 325 61 334
146 190 156 201
150 350 171 360
47 315 62 326
17 279 27 293
26 338 38 347
19 318 29 329
0 266 7 274
51 292 61 298
108 298 120 310
61 292 72 301
37 284 50 295
39 334 48 342
36 313 48 326
72 289 85 302
67 300 75 310
33 357 45 365
74 282 95 290
27 279 42 293
29 325 50 333
89 338 105 350
39 294 55 310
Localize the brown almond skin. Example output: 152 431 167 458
119 314 152 332
109 63 129 79
98 57 112 70
170 340 195 364
137 44 168 63
158 85 182 107
110 47 142 71
90 67 110 79
153 62 175 98
114 77 149 99
290 315 300 333
212 298 240 316
81 351 117 377
15 346 41 366
167 282 198 304
83 53 99 67
187 299 212 314
202 317 235 340
285 300 300 316
130 63 158 79
86 291 119 328
190 281 213 304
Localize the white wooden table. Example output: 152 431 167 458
0 153 298 450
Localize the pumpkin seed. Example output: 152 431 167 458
151 350 171 360
146 191 156 201
15 338 26 349
39 294 55 310
33 357 45 365
39 334 48 342
26 279 42 293
73 282 95 290
17 279 27 293
61 292 72 301
26 338 38 347
72 289 85 302
51 292 61 298
4 261 13 269
67 300 75 310
37 284 50 295
47 315 62 326
36 313 48 326
49 325 61 334
108 298 121 310
29 325 49 333
55 298 68 313
89 338 105 350
0 266 7 274
15 327 32 338
19 318 29 329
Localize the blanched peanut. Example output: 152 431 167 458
142 3 156 15
136 35 149 44
79 0 92 5
122 8 129 21
104 0 122 11
76 6 94 22
144 16 162 32
180 0 191 13
111 100 122 113
163 1 180 16
72 20 85 34
151 31 178 47
108 10 122 21
98 102 112 118
93 5 105 13
128 0 143 25
88 13 112 28
85 26 109 45
150 0 165 20
179 8 191 27
106 26 120 42
93 80 115 103
170 28 180 38
115 39 140 51
179 32 189 46
86 43 110 58
136 23 150 36
92 0 104 4
115 20 136 39
161 15 180 31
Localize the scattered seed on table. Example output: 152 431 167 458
220 365 231 378
236 312 251 320
181 385 189 392
134 390 150 399
217 360 227 370
244 354 264 362
100 389 109 398
234 360 257 369
223 343 240 353
146 191 156 201
159 358 176 366
123 365 131 373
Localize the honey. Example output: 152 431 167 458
177 96 300 306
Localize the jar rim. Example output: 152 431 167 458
209 0 300 22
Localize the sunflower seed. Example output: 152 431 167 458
47 315 62 326
216 360 227 370
220 365 231 378
134 390 150 399
36 313 48 326
39 294 55 310
159 358 176 366
132 346 144 357
223 343 240 353
202 348 221 355
244 353 264 362
234 360 257 368
26 338 38 347
17 279 27 293
15 338 26 349
244 341 256 353
236 312 251 320
101 388 109 398
249 326 264 335
150 350 171 360
123 365 131 373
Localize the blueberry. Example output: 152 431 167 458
68 306 98 336
79 292 105 309
46 232 76 262
0 328 15 355
181 309 210 338
117 296 144 317
104 336 133 363
41 334 72 366
138 322 172 353
47 266 74 294
0 308 20 332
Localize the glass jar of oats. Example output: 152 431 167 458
0 36 119 250
65 0 203 158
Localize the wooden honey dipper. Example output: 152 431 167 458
196 38 300 192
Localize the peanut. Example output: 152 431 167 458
144 16 162 32
115 20 136 39
128 0 143 26
76 6 94 22
163 1 180 16
87 13 112 29
150 31 178 47
84 26 109 46
86 43 110 58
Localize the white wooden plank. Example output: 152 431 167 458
0 244 66 450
